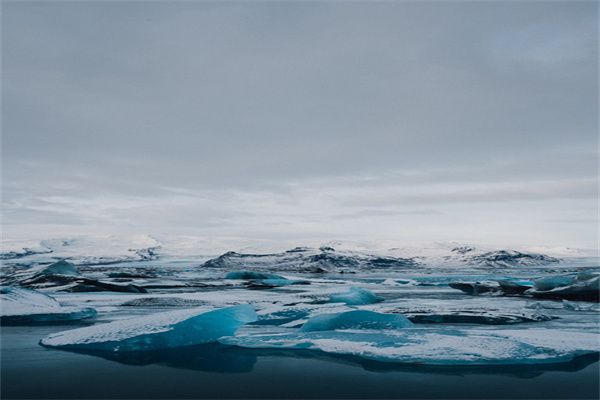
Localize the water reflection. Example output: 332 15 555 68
61 343 257 373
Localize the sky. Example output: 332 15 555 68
2 0 598 249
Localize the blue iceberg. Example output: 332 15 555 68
1 286 97 324
220 328 599 365
328 287 384 305
40 304 257 351
300 310 413 332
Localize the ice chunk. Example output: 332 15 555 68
220 328 599 365
33 260 80 276
404 310 552 324
2 260 148 293
40 304 257 351
328 287 384 305
225 271 284 280
121 297 207 307
533 275 576 291
527 271 600 301
2 260 80 286
448 281 501 295
1 286 97 324
300 310 413 332
261 278 309 286
382 278 417 286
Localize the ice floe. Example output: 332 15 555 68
1 286 97 324
220 328 599 365
40 305 258 351
299 310 413 332
327 287 384 305
449 271 600 301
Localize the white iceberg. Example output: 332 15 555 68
1 286 97 324
220 328 599 365
40 304 257 352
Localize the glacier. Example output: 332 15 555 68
40 305 258 351
1 286 97 324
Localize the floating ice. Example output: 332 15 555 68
328 287 384 305
382 278 417 286
527 271 599 301
449 273 600 301
403 310 552 324
1 286 97 324
31 260 80 276
532 275 576 291
225 271 285 280
40 305 257 351
220 328 599 365
2 260 148 293
121 297 207 307
300 310 413 332
261 278 309 286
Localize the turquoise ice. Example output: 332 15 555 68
300 310 413 332
220 328 599 365
40 305 258 351
328 287 384 305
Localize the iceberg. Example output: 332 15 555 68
300 310 413 332
225 271 309 288
1 260 148 293
532 275 576 291
448 273 600 301
225 271 285 280
327 287 384 305
403 310 552 324
40 304 258 351
1 286 97 324
220 328 599 365
527 271 599 301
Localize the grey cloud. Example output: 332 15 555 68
343 179 598 208
332 209 442 220
2 1 597 247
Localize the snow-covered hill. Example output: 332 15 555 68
1 234 595 271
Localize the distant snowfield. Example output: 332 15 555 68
1 234 597 269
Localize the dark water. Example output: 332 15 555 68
2 325 599 399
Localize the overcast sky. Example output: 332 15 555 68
3 1 598 248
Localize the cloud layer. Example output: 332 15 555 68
3 1 598 248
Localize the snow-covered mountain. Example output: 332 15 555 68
1 234 594 271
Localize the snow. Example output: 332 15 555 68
40 305 258 351
3 234 589 269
